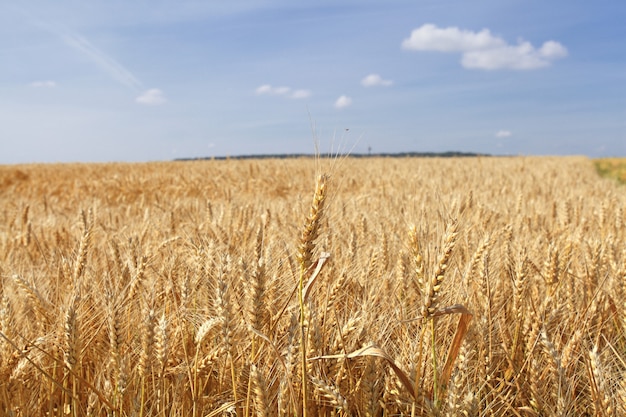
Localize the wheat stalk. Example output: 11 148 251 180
296 174 327 417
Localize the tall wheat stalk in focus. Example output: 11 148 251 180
296 174 327 417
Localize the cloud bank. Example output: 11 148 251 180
495 130 512 138
402 24 567 70
255 84 311 99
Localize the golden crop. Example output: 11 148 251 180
0 156 624 416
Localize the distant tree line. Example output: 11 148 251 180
175 151 490 161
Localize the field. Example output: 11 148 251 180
0 156 625 416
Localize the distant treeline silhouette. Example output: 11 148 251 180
175 151 490 161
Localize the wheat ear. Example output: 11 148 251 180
589 345 612 417
422 220 459 318
297 174 327 417
72 209 92 283
138 307 155 417
250 365 269 417
311 376 350 415
421 219 458 408
63 292 80 417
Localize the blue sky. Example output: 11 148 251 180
1 1 625 163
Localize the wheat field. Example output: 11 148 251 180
0 156 625 416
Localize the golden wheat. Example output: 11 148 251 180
0 156 624 416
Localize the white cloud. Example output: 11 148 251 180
402 24 567 70
539 41 568 59
402 24 504 52
255 84 290 96
255 84 272 94
495 130 512 138
462 41 567 70
361 74 393 87
30 80 57 88
334 95 352 109
255 84 311 99
136 88 167 105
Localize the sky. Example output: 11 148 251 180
1 0 625 163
